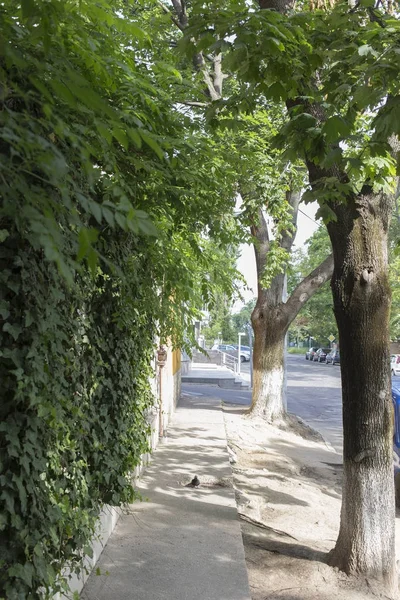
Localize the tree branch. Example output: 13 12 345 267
157 0 184 31
250 208 270 297
213 45 223 96
171 0 188 27
200 58 221 100
176 101 210 108
165 0 222 101
280 188 302 252
259 0 295 11
284 253 334 324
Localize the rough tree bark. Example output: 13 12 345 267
257 0 398 593
249 200 334 420
326 193 396 594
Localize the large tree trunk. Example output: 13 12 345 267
251 286 288 420
247 196 333 421
249 233 334 421
250 253 334 420
327 192 397 595
248 201 289 421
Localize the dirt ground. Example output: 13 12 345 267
223 405 400 600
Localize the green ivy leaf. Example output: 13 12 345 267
0 229 9 242
102 207 115 227
316 203 338 224
96 122 112 144
77 228 99 262
127 128 142 148
21 0 36 18
88 201 103 225
0 301 10 320
3 322 22 341
8 563 34 587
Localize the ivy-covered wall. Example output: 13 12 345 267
0 228 158 599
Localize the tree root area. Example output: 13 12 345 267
223 405 400 600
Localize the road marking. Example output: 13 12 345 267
182 391 204 397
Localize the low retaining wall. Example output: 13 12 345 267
58 506 122 597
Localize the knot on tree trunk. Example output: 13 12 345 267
361 269 374 284
353 448 376 463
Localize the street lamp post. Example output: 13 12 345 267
156 346 168 437
245 323 253 389
238 331 245 375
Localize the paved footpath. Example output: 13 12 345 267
81 394 251 600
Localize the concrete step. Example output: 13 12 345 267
182 375 250 390
219 378 250 390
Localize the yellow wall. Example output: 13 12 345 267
172 348 181 375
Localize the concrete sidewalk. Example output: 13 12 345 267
81 394 251 600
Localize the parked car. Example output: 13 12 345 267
313 348 331 362
217 344 250 363
391 383 400 505
232 345 251 353
326 349 340 365
391 354 400 376
230 344 252 361
305 347 318 360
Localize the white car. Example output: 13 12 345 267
391 355 400 376
217 344 250 363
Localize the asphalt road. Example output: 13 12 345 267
182 353 344 452
285 353 342 452
183 354 400 458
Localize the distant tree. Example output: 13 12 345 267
201 292 236 345
231 299 255 341
288 228 337 346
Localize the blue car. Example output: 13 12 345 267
392 383 400 504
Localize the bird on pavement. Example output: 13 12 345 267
186 476 200 488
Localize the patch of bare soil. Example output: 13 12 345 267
223 406 400 600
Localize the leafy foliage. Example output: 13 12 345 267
288 227 337 345
0 1 242 597
231 299 256 343
1 231 156 598
190 0 400 207
201 288 237 346
212 109 305 289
